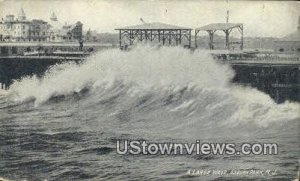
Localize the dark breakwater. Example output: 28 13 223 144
0 56 83 89
0 42 113 89
232 63 300 103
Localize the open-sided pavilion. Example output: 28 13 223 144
115 22 192 49
195 23 244 50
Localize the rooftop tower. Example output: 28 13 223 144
50 12 58 22
18 7 26 20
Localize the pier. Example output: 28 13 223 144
0 42 113 56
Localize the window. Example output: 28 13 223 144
12 47 17 54
279 48 284 52
297 48 300 52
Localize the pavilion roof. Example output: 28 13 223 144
196 23 242 31
115 22 191 30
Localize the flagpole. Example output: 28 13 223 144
226 0 229 23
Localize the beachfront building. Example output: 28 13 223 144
0 8 31 42
47 12 83 42
29 19 49 42
273 16 300 54
0 9 83 43
0 8 49 42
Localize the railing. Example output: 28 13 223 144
0 55 85 60
214 54 300 63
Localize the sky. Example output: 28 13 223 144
0 0 299 37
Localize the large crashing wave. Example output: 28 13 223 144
6 45 300 131
8 46 234 103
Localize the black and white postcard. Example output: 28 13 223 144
0 0 299 180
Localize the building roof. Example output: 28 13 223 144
196 23 242 31
115 22 191 30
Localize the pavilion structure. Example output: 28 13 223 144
195 23 244 50
115 22 192 49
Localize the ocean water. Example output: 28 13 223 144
0 46 299 181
